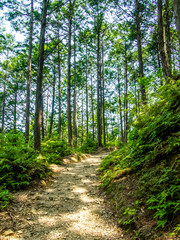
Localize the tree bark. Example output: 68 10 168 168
172 0 180 46
25 0 33 145
124 51 128 144
45 95 49 137
73 27 77 147
97 29 102 147
58 40 62 140
81 90 84 144
117 69 124 142
49 67 56 136
135 0 147 104
14 83 18 132
67 0 73 148
1 59 8 132
85 42 89 138
158 0 172 82
165 0 172 70
101 41 106 146
90 75 95 141
41 94 45 140
34 0 49 151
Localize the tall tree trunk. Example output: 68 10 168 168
58 40 62 140
158 0 172 82
45 94 48 137
81 90 84 144
157 49 163 85
73 28 77 147
25 0 33 144
165 0 172 70
49 67 56 136
14 83 18 132
117 69 124 142
1 59 8 132
135 0 147 104
124 52 128 144
90 75 95 141
41 94 45 140
101 41 106 146
67 0 73 148
97 30 102 147
85 42 89 138
171 0 180 46
34 0 49 151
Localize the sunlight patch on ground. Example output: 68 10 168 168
16 194 28 202
72 187 87 194
38 216 59 227
81 179 92 184
80 194 94 203
45 188 55 193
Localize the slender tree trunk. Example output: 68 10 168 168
45 95 48 137
2 59 8 132
73 28 77 147
158 0 172 82
25 0 33 144
90 75 95 141
49 67 56 136
41 95 45 140
58 41 62 140
117 69 124 142
67 0 73 148
135 0 147 104
171 0 180 46
157 50 163 85
97 30 102 147
101 42 106 146
165 0 172 70
14 83 18 132
124 53 128 144
86 43 89 138
81 90 84 145
34 0 49 151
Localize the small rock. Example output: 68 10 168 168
3 229 14 236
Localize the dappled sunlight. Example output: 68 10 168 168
81 178 92 184
80 193 94 203
0 154 124 240
72 186 88 194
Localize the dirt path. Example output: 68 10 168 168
0 153 126 240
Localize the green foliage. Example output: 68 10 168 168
100 84 180 231
41 137 73 164
80 136 98 153
119 207 136 226
0 131 51 210
0 187 13 210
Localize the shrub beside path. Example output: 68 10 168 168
0 152 126 240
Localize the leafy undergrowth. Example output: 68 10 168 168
0 131 51 211
99 84 180 239
79 136 98 153
41 137 73 164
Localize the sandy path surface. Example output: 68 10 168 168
0 153 126 240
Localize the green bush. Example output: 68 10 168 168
80 136 98 153
41 137 73 164
0 131 51 210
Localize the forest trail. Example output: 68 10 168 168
0 153 126 240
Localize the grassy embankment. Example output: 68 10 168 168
99 84 180 239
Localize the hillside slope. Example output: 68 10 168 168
99 84 180 239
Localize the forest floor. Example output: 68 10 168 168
0 151 127 240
